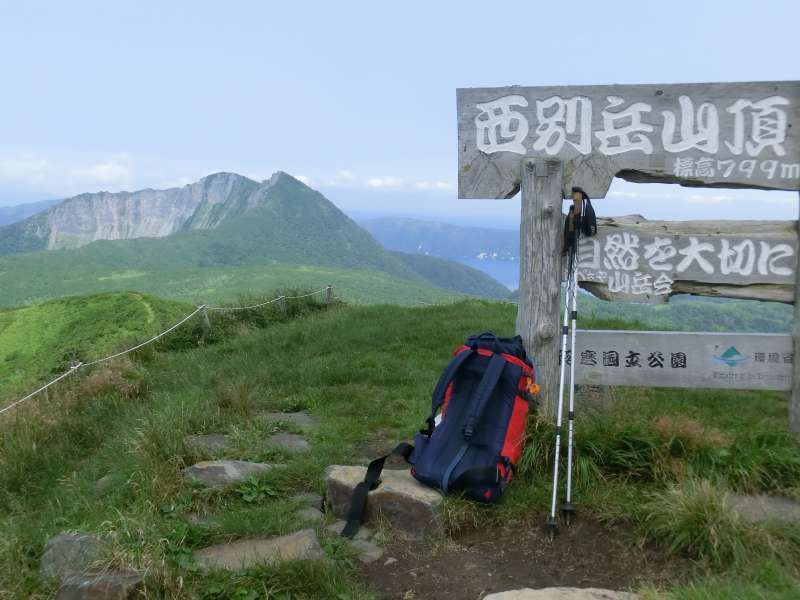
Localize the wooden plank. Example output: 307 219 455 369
577 216 797 303
457 81 800 200
516 159 564 420
572 330 793 391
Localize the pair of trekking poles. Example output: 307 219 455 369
546 187 595 538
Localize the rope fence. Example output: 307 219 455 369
0 286 332 417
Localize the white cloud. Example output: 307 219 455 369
415 180 453 191
295 174 311 185
0 153 133 195
334 169 356 182
366 176 404 189
68 160 132 185
686 194 734 204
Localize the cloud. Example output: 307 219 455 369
414 180 453 191
366 176 405 189
334 169 356 182
294 174 311 185
686 194 734 204
68 160 132 185
0 153 133 195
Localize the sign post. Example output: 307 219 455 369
793 193 800 435
457 80 800 434
516 159 565 419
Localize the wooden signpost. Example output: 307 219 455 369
456 80 800 433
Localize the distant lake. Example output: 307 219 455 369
457 258 519 290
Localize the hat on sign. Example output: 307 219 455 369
571 186 589 201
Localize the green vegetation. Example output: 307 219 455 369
0 296 797 597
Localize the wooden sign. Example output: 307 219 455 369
578 216 797 303
570 330 793 391
457 81 800 199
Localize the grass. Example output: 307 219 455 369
0 296 798 597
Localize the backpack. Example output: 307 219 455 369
342 332 537 538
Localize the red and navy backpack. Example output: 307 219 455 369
342 332 537 537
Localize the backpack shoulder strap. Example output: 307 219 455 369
461 353 507 440
430 347 473 415
340 442 414 538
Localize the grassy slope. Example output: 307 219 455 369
390 250 510 299
0 292 191 401
0 297 798 597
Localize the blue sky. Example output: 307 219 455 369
0 0 798 227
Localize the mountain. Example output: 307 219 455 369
0 198 60 226
360 217 519 260
0 172 510 306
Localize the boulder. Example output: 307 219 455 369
291 492 323 507
184 434 231 455
40 533 105 579
267 433 310 453
182 460 275 487
56 569 143 600
348 539 383 564
295 507 324 523
324 465 443 535
194 529 326 571
324 519 374 541
260 412 316 429
727 493 800 524
484 589 639 600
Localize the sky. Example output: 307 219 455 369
0 0 798 228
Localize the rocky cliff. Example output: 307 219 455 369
0 171 295 254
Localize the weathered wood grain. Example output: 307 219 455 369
573 330 793 391
516 159 564 419
457 81 800 200
577 216 797 303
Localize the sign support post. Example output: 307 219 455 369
516 158 564 420
792 192 800 437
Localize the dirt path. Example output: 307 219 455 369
360 516 687 599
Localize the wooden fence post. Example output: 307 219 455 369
325 285 333 304
279 295 286 314
516 158 564 421
200 306 211 331
791 192 800 438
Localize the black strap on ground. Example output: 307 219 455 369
341 442 414 538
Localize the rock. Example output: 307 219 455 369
292 492 323 508
384 557 398 566
324 465 443 535
296 507 324 523
348 539 383 564
260 412 316 429
94 474 119 496
727 493 800 524
56 569 143 600
267 433 310 453
40 533 105 579
184 434 231 456
325 519 374 541
483 589 639 600
194 529 326 571
182 460 275 487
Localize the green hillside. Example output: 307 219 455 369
0 174 508 307
1 296 797 597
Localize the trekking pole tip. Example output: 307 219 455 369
560 502 576 526
545 515 559 539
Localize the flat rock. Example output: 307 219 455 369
194 529 325 571
267 433 310 453
296 507 324 523
325 519 374 541
182 460 274 487
727 493 800 524
184 434 231 455
94 474 119 495
484 589 639 600
41 533 105 579
292 492 323 507
260 412 316 429
348 539 383 564
56 569 143 600
324 465 443 535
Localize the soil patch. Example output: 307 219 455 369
359 515 688 599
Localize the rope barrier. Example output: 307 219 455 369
1 287 331 417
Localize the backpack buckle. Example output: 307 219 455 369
462 423 474 440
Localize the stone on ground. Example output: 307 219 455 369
56 569 143 600
483 589 639 600
292 491 323 507
182 460 275 487
324 465 443 535
40 533 105 579
325 519 374 541
727 493 800 524
184 434 231 455
267 432 310 453
348 539 383 564
260 411 316 429
296 507 324 523
194 529 325 571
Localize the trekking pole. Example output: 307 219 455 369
562 228 580 526
546 241 577 538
